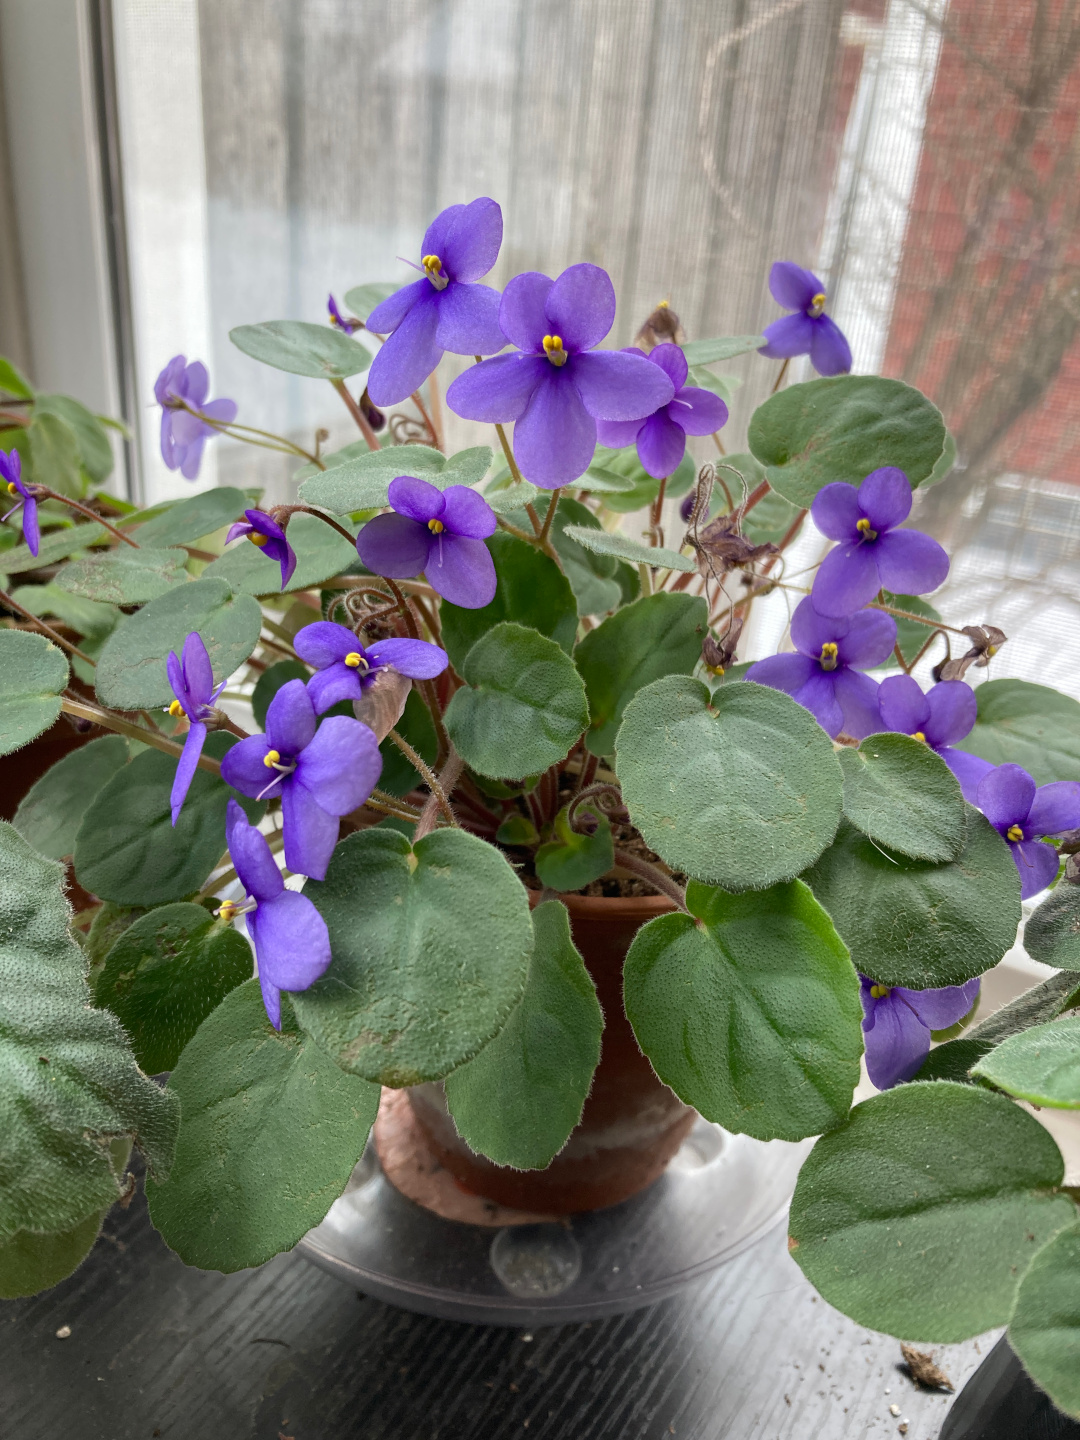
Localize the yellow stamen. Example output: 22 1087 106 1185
809 291 827 318
344 652 365 668
422 254 448 290
657 299 669 309
987 644 998 657
168 699 184 717
6 481 18 496
428 518 444 534
856 517 878 541
542 334 568 367
870 984 891 999
819 641 839 672
217 900 240 922
912 730 926 743
1007 824 1024 842
263 749 281 768
248 531 269 547
705 664 725 678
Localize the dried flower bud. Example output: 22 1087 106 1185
694 512 778 575
702 619 743 677
1065 853 1080 885
634 300 685 350
934 624 1007 681
359 387 387 433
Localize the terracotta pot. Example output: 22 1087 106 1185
407 891 696 1213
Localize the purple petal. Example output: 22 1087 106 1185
941 747 994 804
365 636 449 680
1026 782 1080 838
425 533 497 607
294 715 382 816
445 353 547 422
745 653 818 706
170 722 207 826
365 290 442 406
898 977 980 1032
225 521 253 546
976 763 1036 830
862 991 931 1090
543 263 616 353
356 511 431 578
636 410 687 479
922 681 977 748
244 508 287 544
160 410 178 469
307 664 365 715
265 678 317 757
499 272 555 353
365 277 426 335
388 474 445 524
281 782 341 881
166 650 190 712
594 417 644 450
181 632 214 705
170 407 211 449
811 483 862 542
858 468 912 531
22 497 38 557
789 597 842 658
293 621 357 669
768 261 821 311
833 668 884 739
809 316 852 376
793 670 845 738
648 343 689 389
258 972 282 1030
877 673 929 735
668 386 728 436
423 197 503 284
183 361 210 407
179 434 208 481
1011 840 1060 900
835 607 897 670
154 354 186 407
513 369 596 489
219 733 275 797
875 529 949 598
440 485 497 539
434 282 505 356
201 397 238 426
759 312 816 359
811 543 881 618
226 798 283 902
250 890 330 1000
571 350 675 422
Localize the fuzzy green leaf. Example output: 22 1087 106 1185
230 319 372 379
534 808 614 892
296 444 492 513
1025 884 1080 971
131 487 249 548
53 546 189 604
917 971 1080 1084
0 356 34 399
13 735 129 859
10 582 118 640
0 1209 104 1299
0 631 68 756
972 1016 1080 1109
681 335 765 365
547 496 624 615
1009 1224 1080 1420
33 395 113 484
560 524 696 573
955 679 1080 786
343 281 400 320
838 733 967 861
203 511 355 596
0 520 110 576
28 411 82 497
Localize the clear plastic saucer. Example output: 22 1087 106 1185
298 1116 812 1326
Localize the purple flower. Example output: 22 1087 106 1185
222 799 331 1030
860 974 980 1090
328 293 358 335
593 343 728 479
294 620 448 714
975 763 1080 900
364 198 506 406
446 264 676 489
165 632 226 825
154 356 237 480
220 679 382 881
745 596 894 739
356 475 497 609
0 449 37 557
225 508 297 589
877 674 992 802
810 468 949 619
759 261 852 377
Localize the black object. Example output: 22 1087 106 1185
941 1336 1080 1440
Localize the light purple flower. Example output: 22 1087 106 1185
223 799 331 1030
860 974 980 1090
446 264 676 489
165 632 226 825
364 198 506 406
759 261 852 377
810 468 949 618
225 508 297 590
154 355 237 480
745 596 894 739
327 293 358 335
356 475 497 609
877 674 992 802
294 620 448 715
975 763 1080 900
0 449 37 556
593 343 728 479
220 678 382 881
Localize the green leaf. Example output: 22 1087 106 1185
229 320 372 379
1009 1224 1080 1421
53 546 189 604
378 688 437 797
547 496 623 616
444 899 603 1169
534 807 614 892
251 659 310 730
73 733 262 906
93 577 261 711
917 971 1080 1083
131 487 249 548
740 480 802 548
592 444 698 511
484 479 543 513
560 524 696 573
838 734 967 862
0 1209 104 1299
681 335 765 365
496 814 540 846
34 395 113 485
972 1016 1080 1108
444 622 589 779
439 532 578 673
686 364 741 407
0 355 34 399
203 511 355 596
0 631 68 755
0 520 110 576
343 281 400 321
296 443 492 513
747 376 947 507
94 902 254 1075
1025 884 1080 971
624 879 862 1141
0 823 178 1242
955 679 1080 785
28 411 83 497
924 428 957 488
13 735 129 859
880 591 942 669
804 815 1021 988
787 1082 1075 1341
291 828 533 1085
10 582 118 640
575 460 637 495
617 676 842 890
574 592 707 757
146 980 379 1272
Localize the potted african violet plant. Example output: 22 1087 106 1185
2 197 1079 1419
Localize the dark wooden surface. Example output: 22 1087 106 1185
2 1171 996 1440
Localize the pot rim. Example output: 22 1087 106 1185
526 889 675 918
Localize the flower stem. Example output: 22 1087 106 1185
37 493 142 549
612 847 688 911
539 488 561 546
414 748 465 840
60 696 221 773
410 386 441 450
331 378 381 450
176 401 324 468
493 421 524 485
770 356 790 395
387 729 456 826
1 590 97 666
282 504 357 548
427 371 445 450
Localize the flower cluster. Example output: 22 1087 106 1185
154 356 236 479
